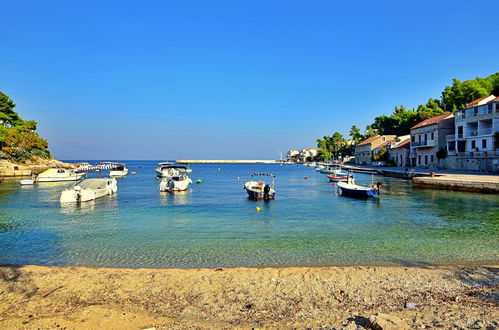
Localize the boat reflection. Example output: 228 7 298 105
59 194 119 214
159 190 190 206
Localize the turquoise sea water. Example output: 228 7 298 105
0 161 498 268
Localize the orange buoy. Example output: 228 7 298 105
131 171 137 174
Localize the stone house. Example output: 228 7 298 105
409 113 454 168
355 135 396 165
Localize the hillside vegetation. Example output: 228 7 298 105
0 92 51 161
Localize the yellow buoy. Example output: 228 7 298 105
255 207 261 212
218 168 221 171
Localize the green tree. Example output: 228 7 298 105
349 125 363 144
0 91 50 161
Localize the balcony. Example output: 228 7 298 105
466 130 478 137
411 140 436 148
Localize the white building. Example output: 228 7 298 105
446 95 499 171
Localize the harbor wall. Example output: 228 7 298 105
413 177 499 193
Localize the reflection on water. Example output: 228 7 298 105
0 161 498 268
159 190 190 206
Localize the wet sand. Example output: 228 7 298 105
1 264 497 329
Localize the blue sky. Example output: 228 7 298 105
1 0 498 160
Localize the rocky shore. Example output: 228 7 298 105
0 264 497 329
0 158 74 178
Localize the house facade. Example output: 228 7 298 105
446 95 499 172
355 135 396 165
410 113 454 168
388 135 410 167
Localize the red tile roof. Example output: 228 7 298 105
373 139 395 150
411 113 452 130
357 135 380 146
468 95 491 106
392 139 410 149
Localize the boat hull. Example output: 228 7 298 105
159 178 192 192
338 184 378 198
244 188 276 200
60 178 118 203
109 169 128 177
37 173 86 182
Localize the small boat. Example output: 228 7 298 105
337 179 380 198
20 179 35 185
244 173 276 200
327 172 354 183
36 168 86 182
76 162 93 170
109 163 128 177
319 165 342 174
60 178 118 203
155 162 174 177
159 166 193 192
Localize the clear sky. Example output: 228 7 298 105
1 0 498 160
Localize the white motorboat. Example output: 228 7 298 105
244 173 276 200
158 166 192 192
60 178 118 203
155 162 174 177
36 168 86 182
20 179 35 185
319 165 342 174
109 163 128 177
76 162 93 170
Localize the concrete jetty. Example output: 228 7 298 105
413 173 499 193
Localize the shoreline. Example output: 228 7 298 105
1 264 497 329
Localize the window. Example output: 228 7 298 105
482 139 487 149
424 155 428 165
431 132 434 140
418 135 421 143
471 140 476 149
382 137 386 142
418 155 421 165
411 136 415 143
457 126 463 138
430 155 434 163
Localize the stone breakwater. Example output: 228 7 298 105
0 159 74 177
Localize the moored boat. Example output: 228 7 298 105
337 181 380 198
60 178 118 203
158 165 192 192
244 173 276 200
36 168 86 182
155 162 174 177
109 163 128 177
20 179 35 185
327 172 354 183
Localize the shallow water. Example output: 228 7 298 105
0 161 498 268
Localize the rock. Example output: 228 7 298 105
367 313 409 330
405 302 417 309
344 321 358 330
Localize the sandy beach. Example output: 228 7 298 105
0 264 497 329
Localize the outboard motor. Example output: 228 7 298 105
167 179 175 191
263 184 271 199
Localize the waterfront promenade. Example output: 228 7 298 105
344 164 499 193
